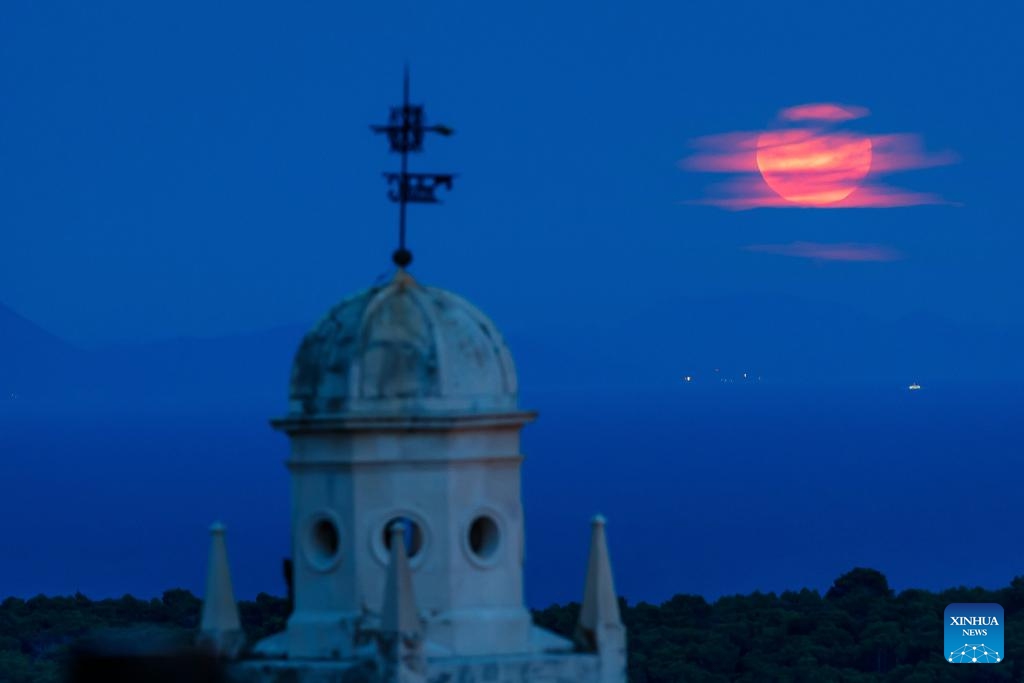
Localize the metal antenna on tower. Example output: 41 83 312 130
371 66 455 268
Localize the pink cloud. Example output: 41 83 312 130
867 134 959 172
680 104 957 210
778 103 870 122
743 241 902 262
684 131 957 175
688 176 950 210
681 132 761 173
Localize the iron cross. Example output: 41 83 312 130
371 67 455 268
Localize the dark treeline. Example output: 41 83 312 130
537 568 1021 682
1 569 1019 682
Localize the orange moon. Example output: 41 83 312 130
756 130 873 206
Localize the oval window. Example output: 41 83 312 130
468 515 500 560
306 516 341 569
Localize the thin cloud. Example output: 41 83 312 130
684 131 955 174
689 176 949 210
681 103 956 210
743 241 902 262
779 103 870 122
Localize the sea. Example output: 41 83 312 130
1 381 1021 608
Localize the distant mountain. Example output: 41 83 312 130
1 301 305 412
0 303 84 401
86 324 307 411
2 296 1021 414
0 303 67 353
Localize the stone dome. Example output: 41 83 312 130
288 271 518 417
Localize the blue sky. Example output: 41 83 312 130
1 1 1021 345
2 1 1024 605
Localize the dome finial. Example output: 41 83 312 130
371 65 456 270
392 247 413 268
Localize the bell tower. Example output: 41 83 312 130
272 269 536 658
209 72 626 682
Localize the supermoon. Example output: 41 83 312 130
756 130 873 206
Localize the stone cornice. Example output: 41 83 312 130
270 411 537 435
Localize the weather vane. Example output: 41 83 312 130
371 66 455 268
